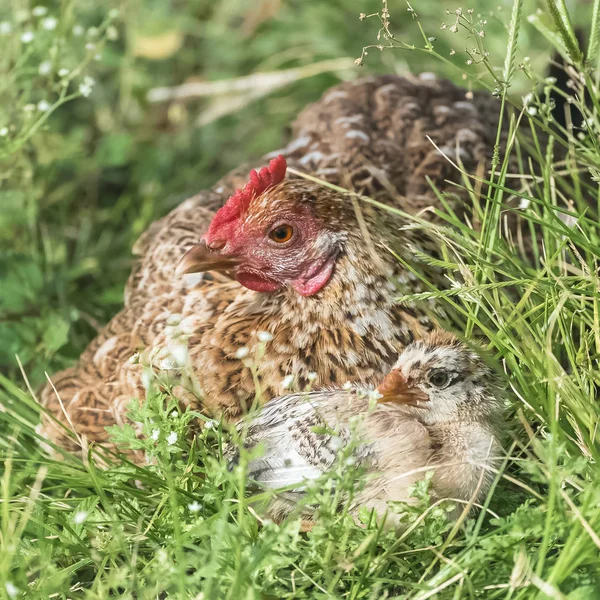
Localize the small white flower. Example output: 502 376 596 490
170 410 178 418
281 374 294 389
58 68 69 77
349 415 360 427
307 371 317 382
37 100 50 111
368 389 383 401
342 381 353 390
94 53 102 61
345 456 357 466
166 313 182 326
72 24 84 36
78 76 95 97
170 344 188 366
203 419 218 430
141 370 153 390
257 331 273 343
526 106 537 116
129 352 140 364
42 17 58 30
21 31 34 43
73 511 88 524
32 6 48 16
159 356 177 371
87 26 99 37
85 42 95 51
5 582 18 600
188 501 202 512
0 127 8 136
235 347 249 359
522 92 534 107
109 8 120 19
0 22 12 35
38 60 52 75
107 25 118 40
151 428 160 441
329 436 343 451
166 431 177 446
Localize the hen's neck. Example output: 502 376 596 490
265 238 400 327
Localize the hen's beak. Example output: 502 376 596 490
176 241 240 275
376 370 429 406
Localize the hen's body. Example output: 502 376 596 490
39 73 506 453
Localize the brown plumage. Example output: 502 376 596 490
228 332 505 528
39 73 508 455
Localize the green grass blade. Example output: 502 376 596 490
545 0 583 64
588 0 600 65
503 0 524 87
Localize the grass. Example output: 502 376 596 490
2 0 600 598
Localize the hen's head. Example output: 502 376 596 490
177 155 349 296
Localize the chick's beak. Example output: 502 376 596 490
376 370 429 406
176 240 240 275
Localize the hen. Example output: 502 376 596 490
39 73 507 455
228 331 504 528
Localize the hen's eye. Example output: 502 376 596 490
429 370 450 388
268 224 294 244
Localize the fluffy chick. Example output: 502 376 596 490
228 331 505 527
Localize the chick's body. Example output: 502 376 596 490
234 389 434 524
231 332 504 526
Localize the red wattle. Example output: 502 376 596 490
291 259 335 296
235 271 281 293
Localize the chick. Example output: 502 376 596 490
227 331 505 527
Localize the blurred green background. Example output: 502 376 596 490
0 0 588 385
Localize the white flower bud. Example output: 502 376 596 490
235 347 249 359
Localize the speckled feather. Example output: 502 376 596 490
39 74 510 456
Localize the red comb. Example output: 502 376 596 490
204 154 287 243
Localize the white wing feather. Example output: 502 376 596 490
235 392 349 490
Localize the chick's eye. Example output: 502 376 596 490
268 224 294 244
429 370 450 388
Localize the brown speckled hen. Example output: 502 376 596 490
39 73 507 455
